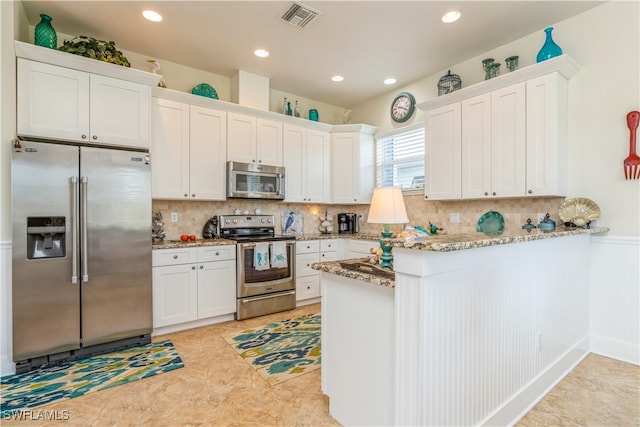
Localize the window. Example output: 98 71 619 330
375 123 425 190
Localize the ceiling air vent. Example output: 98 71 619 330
280 1 320 29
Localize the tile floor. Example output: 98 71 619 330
3 303 638 426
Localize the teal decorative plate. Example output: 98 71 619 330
191 83 218 99
476 211 505 236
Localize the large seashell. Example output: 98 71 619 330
558 197 600 226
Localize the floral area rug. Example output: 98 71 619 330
1 340 183 419
223 313 321 385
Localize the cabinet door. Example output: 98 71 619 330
227 112 257 164
17 59 90 142
283 125 306 202
296 275 320 301
90 74 150 149
256 118 283 166
305 129 331 203
461 94 492 199
491 82 526 198
151 98 190 199
526 73 567 196
331 133 358 203
152 264 198 328
296 252 320 277
425 103 462 200
190 105 227 200
197 260 236 318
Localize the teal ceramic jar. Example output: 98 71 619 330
309 109 318 121
34 14 57 49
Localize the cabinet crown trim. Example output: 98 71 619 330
15 40 162 87
418 54 579 111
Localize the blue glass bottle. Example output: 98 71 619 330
34 14 57 49
536 27 562 63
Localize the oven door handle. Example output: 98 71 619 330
239 241 295 249
240 290 295 303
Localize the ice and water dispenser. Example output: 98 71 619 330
26 217 66 259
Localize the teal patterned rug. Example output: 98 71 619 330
223 313 321 385
0 340 183 419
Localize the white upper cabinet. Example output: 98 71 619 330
419 55 579 201
151 97 227 200
17 59 150 149
227 112 283 166
283 124 331 203
331 126 376 204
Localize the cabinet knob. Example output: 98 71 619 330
425 195 429 199
492 192 497 196
81 134 87 139
199 265 204 269
484 192 489 196
192 194 196 197
307 264 310 267
322 254 325 257
252 159 256 163
173 255 178 259
215 252 220 256
92 135 98 140
258 160 262 163
528 189 533 194
307 286 311 290
353 199 357 202
184 193 188 197
191 266 196 270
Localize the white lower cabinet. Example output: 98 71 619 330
347 239 379 259
152 245 236 332
296 239 337 305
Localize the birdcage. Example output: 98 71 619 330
437 70 461 96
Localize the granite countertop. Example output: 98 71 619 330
152 238 236 250
388 226 609 252
312 259 396 288
295 233 381 241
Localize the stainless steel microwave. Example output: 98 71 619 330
227 161 285 200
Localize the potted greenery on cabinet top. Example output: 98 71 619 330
58 36 130 67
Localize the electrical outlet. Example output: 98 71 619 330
450 213 460 223
536 213 546 223
170 212 178 223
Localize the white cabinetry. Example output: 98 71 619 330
331 125 376 204
419 55 579 201
17 58 151 149
227 112 283 166
347 239 379 259
283 125 331 203
152 245 236 333
151 97 227 200
295 239 337 305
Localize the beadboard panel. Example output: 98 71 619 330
1 241 14 376
589 235 640 365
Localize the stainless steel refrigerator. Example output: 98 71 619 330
11 140 152 373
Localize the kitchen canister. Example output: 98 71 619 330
536 27 563 62
309 109 319 121
34 14 57 49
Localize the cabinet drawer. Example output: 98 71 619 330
320 251 338 262
153 247 197 266
197 245 236 262
296 275 320 301
349 239 378 255
320 239 338 252
296 252 319 276
296 240 320 254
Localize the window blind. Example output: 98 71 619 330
375 123 425 190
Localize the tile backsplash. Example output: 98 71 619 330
152 195 565 240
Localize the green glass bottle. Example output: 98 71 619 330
34 14 57 49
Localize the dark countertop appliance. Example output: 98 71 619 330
338 213 359 234
220 214 296 320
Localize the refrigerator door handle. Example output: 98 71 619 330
81 176 89 283
70 176 78 284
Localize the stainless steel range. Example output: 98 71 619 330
220 215 296 320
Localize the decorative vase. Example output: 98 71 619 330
536 27 562 63
34 14 57 49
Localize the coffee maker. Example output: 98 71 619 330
337 213 358 234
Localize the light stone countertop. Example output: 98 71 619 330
312 259 395 288
294 233 381 241
152 238 237 250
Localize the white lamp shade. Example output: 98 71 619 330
367 186 409 224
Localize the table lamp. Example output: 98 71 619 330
367 186 409 270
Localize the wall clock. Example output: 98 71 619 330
390 92 416 123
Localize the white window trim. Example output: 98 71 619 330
375 122 425 192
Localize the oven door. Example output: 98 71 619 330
237 241 295 298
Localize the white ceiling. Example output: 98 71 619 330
20 1 602 108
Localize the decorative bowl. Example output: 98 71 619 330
191 83 218 99
558 198 600 227
476 211 505 236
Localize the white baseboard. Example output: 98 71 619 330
590 334 640 366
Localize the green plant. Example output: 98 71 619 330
58 36 130 67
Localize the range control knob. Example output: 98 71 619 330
232 219 238 224
261 218 266 223
225 219 231 224
267 218 272 223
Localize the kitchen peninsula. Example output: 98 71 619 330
313 226 609 426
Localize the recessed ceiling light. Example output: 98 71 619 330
143 10 162 22
442 10 461 23
254 49 269 58
331 75 344 82
384 78 396 85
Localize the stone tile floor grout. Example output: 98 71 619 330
3 302 638 426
